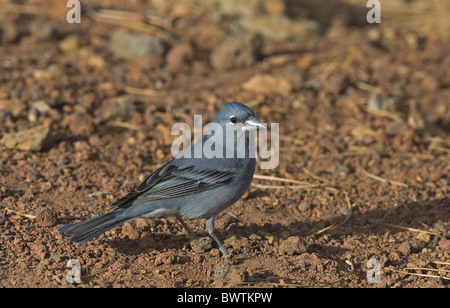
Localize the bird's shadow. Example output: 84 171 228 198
107 197 449 263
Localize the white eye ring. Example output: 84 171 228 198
230 116 237 124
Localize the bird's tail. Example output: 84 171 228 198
56 209 131 244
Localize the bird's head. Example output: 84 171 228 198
213 102 265 132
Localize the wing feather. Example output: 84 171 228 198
112 161 235 209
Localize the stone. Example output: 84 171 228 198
0 125 52 151
210 33 262 71
110 28 167 60
36 208 58 227
0 99 26 117
242 73 292 97
59 34 79 53
66 112 94 137
190 237 213 254
105 95 136 121
398 242 411 256
166 42 194 73
331 162 350 176
122 222 140 240
278 236 303 255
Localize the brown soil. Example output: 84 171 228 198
0 0 449 288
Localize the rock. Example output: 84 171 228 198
278 236 303 255
110 29 167 60
1 19 19 44
189 236 213 254
166 42 194 73
29 240 48 260
438 239 450 251
28 100 51 123
0 125 52 151
242 73 292 97
416 232 431 243
367 93 398 111
240 16 319 40
298 201 311 212
214 262 232 279
420 74 440 92
257 230 278 245
214 262 248 284
331 162 350 176
122 222 140 240
36 208 57 227
105 95 136 121
224 235 249 250
263 0 285 15
0 99 27 117
189 22 227 52
398 242 411 256
154 251 176 266
66 112 94 137
0 110 12 123
87 53 106 71
210 33 262 71
59 34 79 53
323 73 348 94
50 252 62 263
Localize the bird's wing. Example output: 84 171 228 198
111 160 235 209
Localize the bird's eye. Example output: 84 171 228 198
230 116 237 124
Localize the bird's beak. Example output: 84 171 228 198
242 116 266 132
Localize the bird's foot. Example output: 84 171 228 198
219 245 230 258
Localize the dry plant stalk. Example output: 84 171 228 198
359 167 409 188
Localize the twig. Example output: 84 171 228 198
251 183 329 190
109 120 144 132
124 86 163 97
356 81 383 94
253 174 310 185
425 136 450 146
88 191 112 198
405 267 450 274
387 269 450 280
4 207 36 219
312 192 353 235
368 219 440 236
359 167 408 188
89 9 176 45
302 168 329 183
365 107 404 123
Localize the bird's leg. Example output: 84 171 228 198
175 215 200 249
175 215 196 240
205 216 229 257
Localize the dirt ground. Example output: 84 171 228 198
0 0 449 288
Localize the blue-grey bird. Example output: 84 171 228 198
56 102 265 256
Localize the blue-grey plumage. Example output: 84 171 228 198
56 102 265 256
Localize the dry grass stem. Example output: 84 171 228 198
302 168 329 183
89 9 176 45
124 86 163 97
368 219 440 236
4 207 36 219
253 174 310 185
312 192 353 235
109 120 144 132
359 168 408 188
